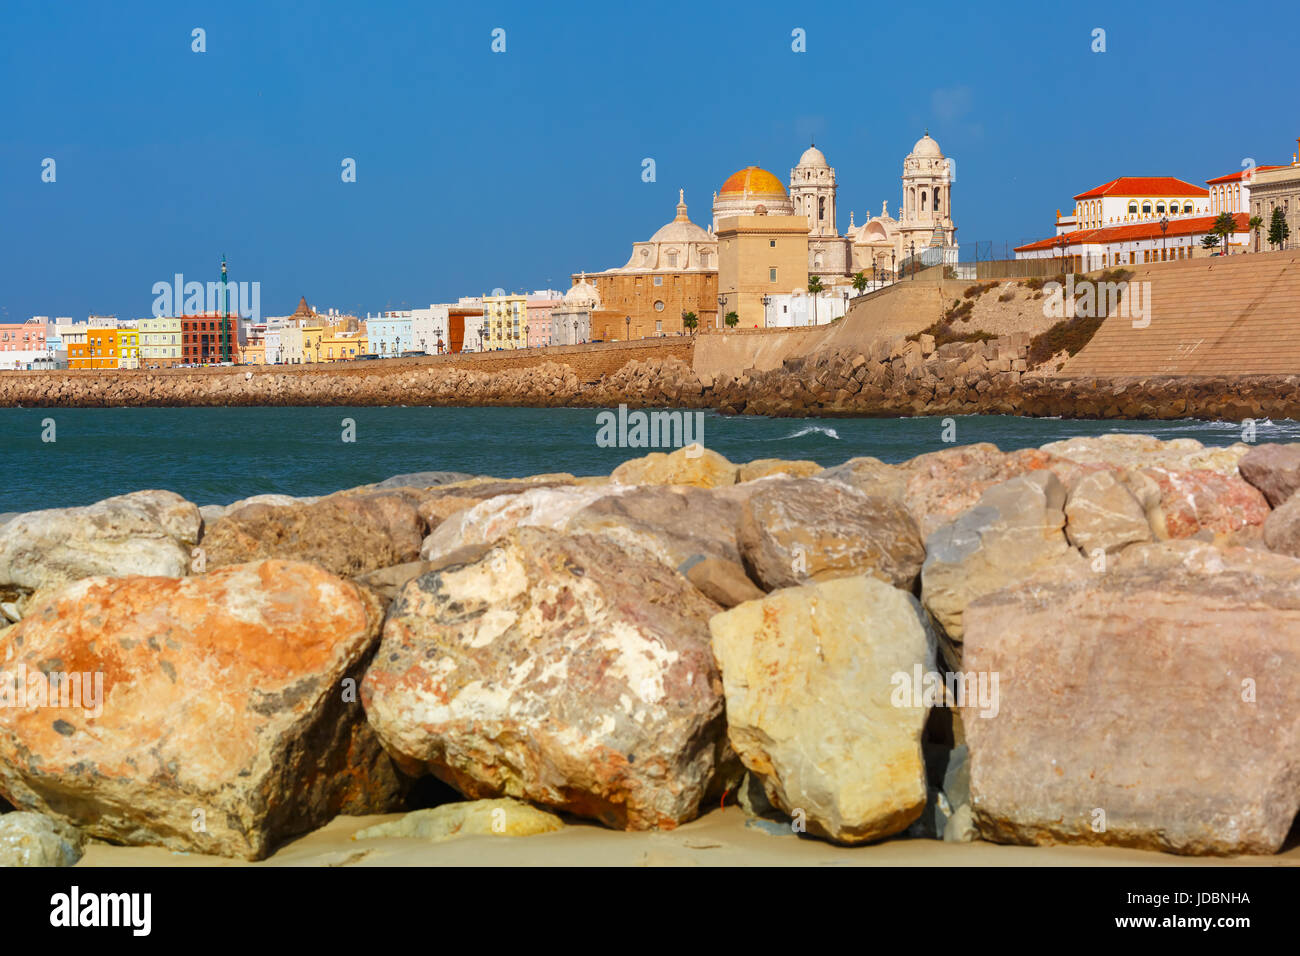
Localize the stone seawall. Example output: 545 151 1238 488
1 332 1297 421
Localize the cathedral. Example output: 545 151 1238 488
571 132 960 335
709 132 959 282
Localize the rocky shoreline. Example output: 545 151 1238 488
1 435 1298 864
4 336 1300 420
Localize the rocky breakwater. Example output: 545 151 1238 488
7 339 1300 421
0 434 1296 861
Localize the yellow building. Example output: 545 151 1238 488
114 328 140 369
139 317 181 367
716 211 809 329
321 326 368 361
482 293 527 350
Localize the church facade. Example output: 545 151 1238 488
574 133 959 333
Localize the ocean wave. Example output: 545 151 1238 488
772 424 841 440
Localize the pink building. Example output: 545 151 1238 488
525 292 564 348
0 318 51 369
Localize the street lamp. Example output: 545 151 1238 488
890 250 896 282
1160 216 1169 261
909 241 916 279
761 294 771 327
625 315 630 341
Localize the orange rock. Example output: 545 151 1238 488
0 561 404 860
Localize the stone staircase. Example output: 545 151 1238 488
1062 251 1300 377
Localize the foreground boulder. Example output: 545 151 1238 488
709 576 937 844
0 561 404 860
202 492 424 577
420 484 624 560
922 471 1081 643
610 447 738 488
962 542 1300 855
0 490 200 603
363 527 730 830
737 477 924 591
1238 443 1300 507
901 445 1057 539
1063 470 1153 555
565 485 744 569
0 812 85 867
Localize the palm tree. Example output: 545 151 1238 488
681 311 698 334
1249 214 1264 253
808 276 825 326
851 271 869 294
1201 234 1221 255
1212 212 1237 256
725 311 739 329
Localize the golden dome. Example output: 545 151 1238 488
719 166 787 198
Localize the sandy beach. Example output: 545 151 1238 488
75 807 1300 868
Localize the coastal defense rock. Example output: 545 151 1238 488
963 542 1300 855
736 459 823 482
565 485 744 569
1262 493 1300 557
1238 443 1300 507
0 561 404 860
737 478 924 591
610 447 738 488
922 471 1082 642
820 456 909 501
1041 434 1250 475
679 556 765 608
369 471 477 491
1063 470 1153 555
0 490 200 603
420 484 624 561
413 477 578 531
1140 467 1269 538
902 444 1057 540
354 798 563 843
0 813 85 867
363 527 730 831
203 492 424 577
709 576 937 844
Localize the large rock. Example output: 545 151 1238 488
1262 493 1300 557
922 471 1082 643
202 492 424 577
710 576 936 844
0 812 85 867
363 528 730 830
902 445 1058 540
0 561 405 860
420 484 625 561
565 485 744 569
737 459 823 482
820 456 909 501
1139 467 1269 539
369 471 477 491
737 477 924 591
413 478 575 531
1041 434 1250 475
610 447 738 488
1238 443 1300 507
679 556 764 608
353 798 563 843
0 490 200 600
962 542 1300 855
1063 469 1153 555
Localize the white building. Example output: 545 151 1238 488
762 289 852 328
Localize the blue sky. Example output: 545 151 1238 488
2 0 1296 322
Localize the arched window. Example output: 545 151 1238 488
1156 202 1166 214
818 196 825 220
1142 201 1153 215
1183 202 1194 214
934 188 942 212
1128 201 1138 215
921 190 928 212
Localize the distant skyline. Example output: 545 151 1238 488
2 0 1297 322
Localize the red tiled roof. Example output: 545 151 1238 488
1205 166 1285 185
1073 177 1209 200
1015 212 1250 253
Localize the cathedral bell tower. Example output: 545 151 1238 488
790 142 838 238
